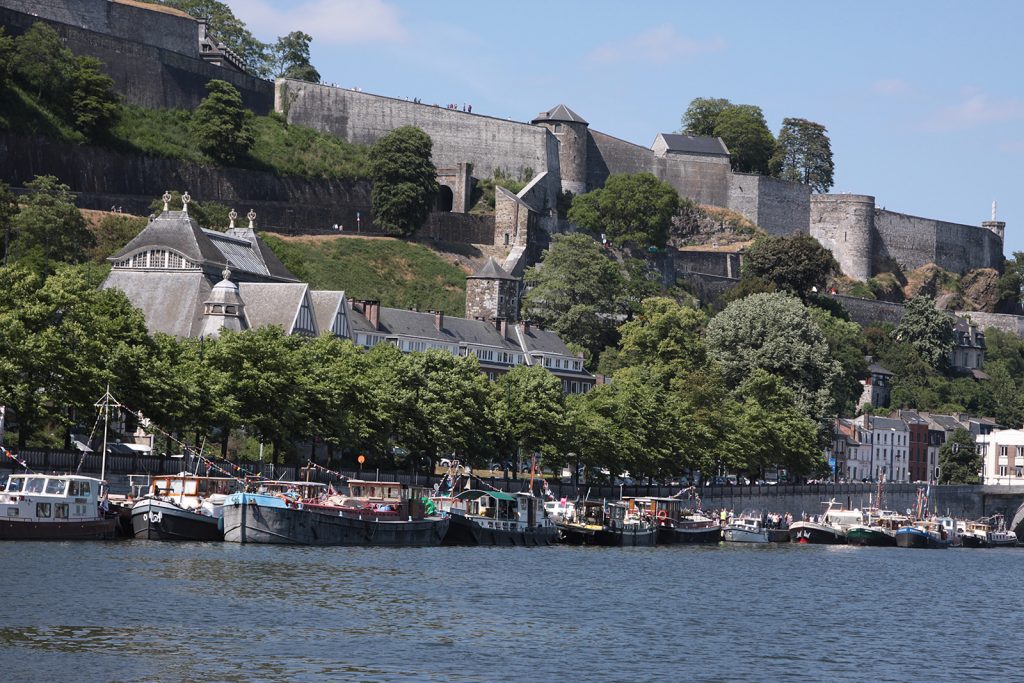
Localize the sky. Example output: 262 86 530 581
230 0 1024 255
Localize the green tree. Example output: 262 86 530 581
203 327 305 461
10 23 71 105
493 365 566 469
0 181 17 266
567 173 680 248
770 117 835 193
9 175 94 273
732 369 824 479
0 264 151 448
69 55 120 137
616 297 708 383
150 1 271 77
522 233 623 360
192 79 254 164
995 252 1024 313
891 296 955 371
681 97 732 136
937 428 981 484
272 31 320 82
714 104 775 175
706 292 841 423
808 306 869 415
88 214 146 261
742 233 838 299
368 126 438 237
0 26 15 87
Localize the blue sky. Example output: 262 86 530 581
232 0 1024 255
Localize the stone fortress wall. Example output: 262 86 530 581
0 1 273 112
0 0 1008 284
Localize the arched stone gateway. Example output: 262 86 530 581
436 185 454 212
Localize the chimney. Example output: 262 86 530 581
521 319 531 334
493 317 507 337
434 310 444 331
364 300 380 331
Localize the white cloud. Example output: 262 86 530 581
587 25 724 65
871 78 911 96
925 91 1024 132
231 0 407 45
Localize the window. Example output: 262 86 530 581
167 252 183 269
54 504 69 519
36 503 51 518
79 482 91 496
45 479 66 495
999 465 1008 477
26 478 45 493
7 478 23 493
1016 467 1023 478
7 508 18 517
1001 446 1009 457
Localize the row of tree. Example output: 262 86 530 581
681 97 835 193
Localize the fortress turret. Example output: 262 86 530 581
983 200 1006 242
532 104 589 196
809 194 876 282
465 257 520 324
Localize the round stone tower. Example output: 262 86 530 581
809 194 876 282
531 104 589 196
465 257 520 324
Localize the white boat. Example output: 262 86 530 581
790 500 864 544
0 473 118 540
723 511 771 543
130 472 236 541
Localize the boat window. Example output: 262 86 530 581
26 478 46 493
6 478 23 493
79 482 91 497
168 480 185 494
45 479 67 495
54 504 68 519
185 481 198 495
7 508 18 517
36 503 51 518
69 481 80 496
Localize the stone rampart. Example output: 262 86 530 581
0 6 273 112
828 294 905 327
674 250 742 279
1 0 197 56
420 212 494 245
728 173 810 236
0 132 371 231
677 271 739 302
957 311 1024 336
875 209 1003 275
586 130 732 207
278 79 558 200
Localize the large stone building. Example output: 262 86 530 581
101 206 594 393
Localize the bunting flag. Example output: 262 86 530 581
306 459 348 480
3 448 32 472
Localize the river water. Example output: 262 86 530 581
0 541 1019 682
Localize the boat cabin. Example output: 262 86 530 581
151 474 236 498
455 490 518 521
346 480 404 501
1 474 106 522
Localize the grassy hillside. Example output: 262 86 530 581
261 234 469 316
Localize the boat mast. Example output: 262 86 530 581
99 384 110 483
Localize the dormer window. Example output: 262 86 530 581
225 306 236 315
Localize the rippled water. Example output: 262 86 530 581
0 541 1020 682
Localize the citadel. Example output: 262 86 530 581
0 0 1009 287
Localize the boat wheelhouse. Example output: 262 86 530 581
441 489 557 546
0 473 118 540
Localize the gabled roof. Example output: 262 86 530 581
239 283 312 333
927 414 968 432
351 306 516 350
468 257 518 281
224 227 297 281
868 362 893 376
311 290 346 334
531 104 588 125
655 133 729 157
871 416 908 431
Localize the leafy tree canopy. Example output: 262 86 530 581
149 0 271 76
742 233 838 299
770 117 835 193
70 55 120 138
568 173 680 248
616 297 708 383
367 126 438 237
706 292 841 423
272 31 320 82
192 79 254 164
938 427 981 484
891 295 955 371
0 180 17 266
10 23 71 105
9 175 94 274
713 104 776 175
681 97 732 136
